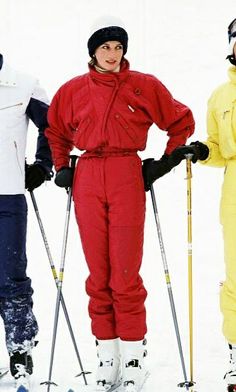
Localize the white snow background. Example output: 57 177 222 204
0 0 235 391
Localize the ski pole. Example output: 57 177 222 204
30 191 90 385
185 154 194 387
150 184 194 391
41 155 78 391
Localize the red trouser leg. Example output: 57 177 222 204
73 155 147 340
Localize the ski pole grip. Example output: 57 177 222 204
184 153 194 161
69 154 78 169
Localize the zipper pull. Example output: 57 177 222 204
128 105 135 113
0 103 23 110
223 110 230 119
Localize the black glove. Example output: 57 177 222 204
55 167 74 188
142 155 172 192
168 142 209 165
25 163 47 192
189 141 209 162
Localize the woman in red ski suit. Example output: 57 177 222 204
46 20 195 391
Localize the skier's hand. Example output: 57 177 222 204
189 141 209 162
168 142 209 165
25 163 48 192
142 155 172 192
55 167 74 188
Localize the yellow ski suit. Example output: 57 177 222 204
201 66 236 343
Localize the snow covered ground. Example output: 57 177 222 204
1 0 236 390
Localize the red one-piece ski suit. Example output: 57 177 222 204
46 60 194 341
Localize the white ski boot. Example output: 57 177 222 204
95 338 121 391
224 344 236 391
120 339 149 392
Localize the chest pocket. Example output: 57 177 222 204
0 102 25 129
217 102 236 158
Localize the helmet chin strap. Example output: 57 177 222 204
226 54 236 66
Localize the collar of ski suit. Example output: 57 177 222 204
89 59 130 85
228 66 236 84
0 62 17 87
